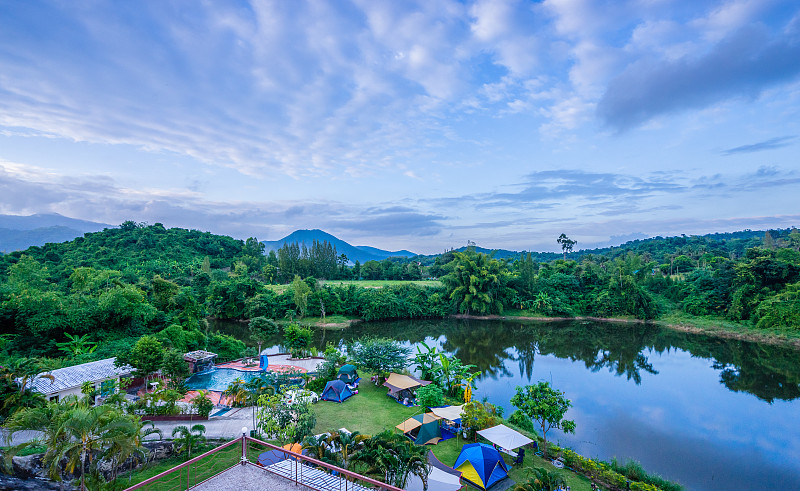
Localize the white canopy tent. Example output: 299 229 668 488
406 466 462 491
477 424 534 450
429 404 464 421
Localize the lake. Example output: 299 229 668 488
212 318 800 491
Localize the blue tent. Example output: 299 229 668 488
321 380 354 403
453 443 509 490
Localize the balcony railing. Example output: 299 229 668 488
125 434 404 491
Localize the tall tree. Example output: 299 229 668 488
557 234 577 260
510 382 576 458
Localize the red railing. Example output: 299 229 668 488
125 435 404 491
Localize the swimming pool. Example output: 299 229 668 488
184 368 265 392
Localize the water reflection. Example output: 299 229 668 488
309 318 800 403
211 317 800 490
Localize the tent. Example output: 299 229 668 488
321 380 354 403
407 449 462 491
396 413 443 445
477 424 534 452
430 404 464 441
430 405 464 422
383 373 431 402
337 364 359 385
454 443 509 490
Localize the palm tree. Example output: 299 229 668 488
328 430 368 469
102 418 162 482
222 378 248 407
50 404 125 491
301 434 340 467
4 396 159 491
350 431 429 489
3 398 71 483
2 357 55 395
171 424 206 458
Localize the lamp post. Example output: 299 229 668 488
241 426 248 465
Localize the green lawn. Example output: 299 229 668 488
311 374 597 491
312 373 420 435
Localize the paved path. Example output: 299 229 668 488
145 407 257 441
2 407 258 446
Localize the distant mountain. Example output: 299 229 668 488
0 213 109 232
261 229 417 264
0 214 110 253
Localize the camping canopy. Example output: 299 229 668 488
337 364 359 384
383 373 432 402
384 373 431 390
477 424 534 451
321 380 354 403
454 443 509 490
396 413 442 445
430 405 464 422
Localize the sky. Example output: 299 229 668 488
1 0 799 255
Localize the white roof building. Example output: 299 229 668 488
29 357 132 402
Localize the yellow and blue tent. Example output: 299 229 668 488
453 443 509 490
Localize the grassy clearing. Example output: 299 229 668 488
311 373 596 491
320 279 443 288
312 373 419 435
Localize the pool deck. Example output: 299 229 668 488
178 355 325 406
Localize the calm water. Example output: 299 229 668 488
212 318 800 491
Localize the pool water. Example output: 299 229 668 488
184 368 265 392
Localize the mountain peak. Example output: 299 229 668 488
261 230 417 263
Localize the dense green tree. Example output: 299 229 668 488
349 337 410 375
511 382 576 458
119 335 164 383
282 323 313 358
441 251 510 315
249 316 279 353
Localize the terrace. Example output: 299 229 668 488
125 432 402 491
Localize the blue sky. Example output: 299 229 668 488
1 0 799 254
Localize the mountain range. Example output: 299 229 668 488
260 229 417 264
0 214 110 253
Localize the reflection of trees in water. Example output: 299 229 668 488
216 316 800 402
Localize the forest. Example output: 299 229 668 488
0 221 799 369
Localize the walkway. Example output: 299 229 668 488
145 407 257 441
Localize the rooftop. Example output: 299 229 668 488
28 357 131 395
192 463 306 491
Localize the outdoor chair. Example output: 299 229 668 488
513 448 525 465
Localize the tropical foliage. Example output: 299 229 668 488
511 382 576 458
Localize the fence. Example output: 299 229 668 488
125 434 404 491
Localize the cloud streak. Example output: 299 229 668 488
722 136 796 155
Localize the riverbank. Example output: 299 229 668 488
452 311 800 349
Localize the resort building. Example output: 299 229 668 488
28 357 132 404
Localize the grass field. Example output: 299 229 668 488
312 373 596 491
320 279 443 288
